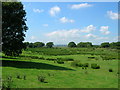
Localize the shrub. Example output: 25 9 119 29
109 69 113 72
16 74 22 79
66 58 74 61
39 57 45 60
83 63 89 67
38 75 45 83
71 60 80 67
91 64 100 69
57 60 64 64
23 75 26 80
3 76 13 88
76 63 83 67
88 57 95 59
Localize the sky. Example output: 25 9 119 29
22 2 119 45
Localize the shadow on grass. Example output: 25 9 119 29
1 56 17 59
1 60 74 71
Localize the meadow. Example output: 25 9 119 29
1 47 119 88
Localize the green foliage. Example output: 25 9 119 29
2 2 28 56
71 60 80 67
110 42 120 49
46 42 54 48
77 42 92 48
38 75 46 83
76 62 83 67
57 60 64 64
83 63 89 67
91 64 100 69
2 76 13 88
68 42 76 47
33 42 45 48
24 42 45 48
101 42 110 48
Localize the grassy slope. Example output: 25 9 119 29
1 48 119 88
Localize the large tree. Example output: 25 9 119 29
77 42 92 48
101 42 110 48
33 42 45 48
68 42 76 48
2 2 28 56
46 42 54 48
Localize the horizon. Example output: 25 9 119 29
23 2 118 45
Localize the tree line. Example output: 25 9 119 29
24 41 120 49
24 42 54 48
68 41 120 49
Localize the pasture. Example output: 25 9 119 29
1 47 119 88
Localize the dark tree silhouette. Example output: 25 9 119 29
33 42 45 48
46 42 54 48
101 42 110 48
68 42 76 47
77 42 92 48
2 2 28 56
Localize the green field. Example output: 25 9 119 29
1 47 119 88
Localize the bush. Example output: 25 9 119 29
38 75 46 83
66 58 74 61
2 76 13 88
91 64 100 69
57 60 64 64
16 74 22 79
88 57 95 59
71 60 80 67
109 69 113 72
76 63 83 67
83 63 89 67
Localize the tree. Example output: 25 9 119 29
2 2 28 56
28 43 34 48
77 42 92 48
110 42 120 49
68 42 76 47
101 42 110 48
46 42 54 48
33 42 45 48
24 42 29 49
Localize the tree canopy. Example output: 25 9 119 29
46 42 54 48
101 42 110 48
77 42 92 48
68 42 76 47
2 2 28 56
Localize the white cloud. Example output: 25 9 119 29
107 11 120 20
49 6 61 16
80 25 96 33
59 17 75 23
46 25 96 38
43 24 48 27
46 29 80 38
71 3 92 9
84 33 97 38
33 9 44 13
100 26 110 35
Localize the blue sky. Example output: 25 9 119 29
22 2 118 45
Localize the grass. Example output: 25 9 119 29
1 47 119 88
